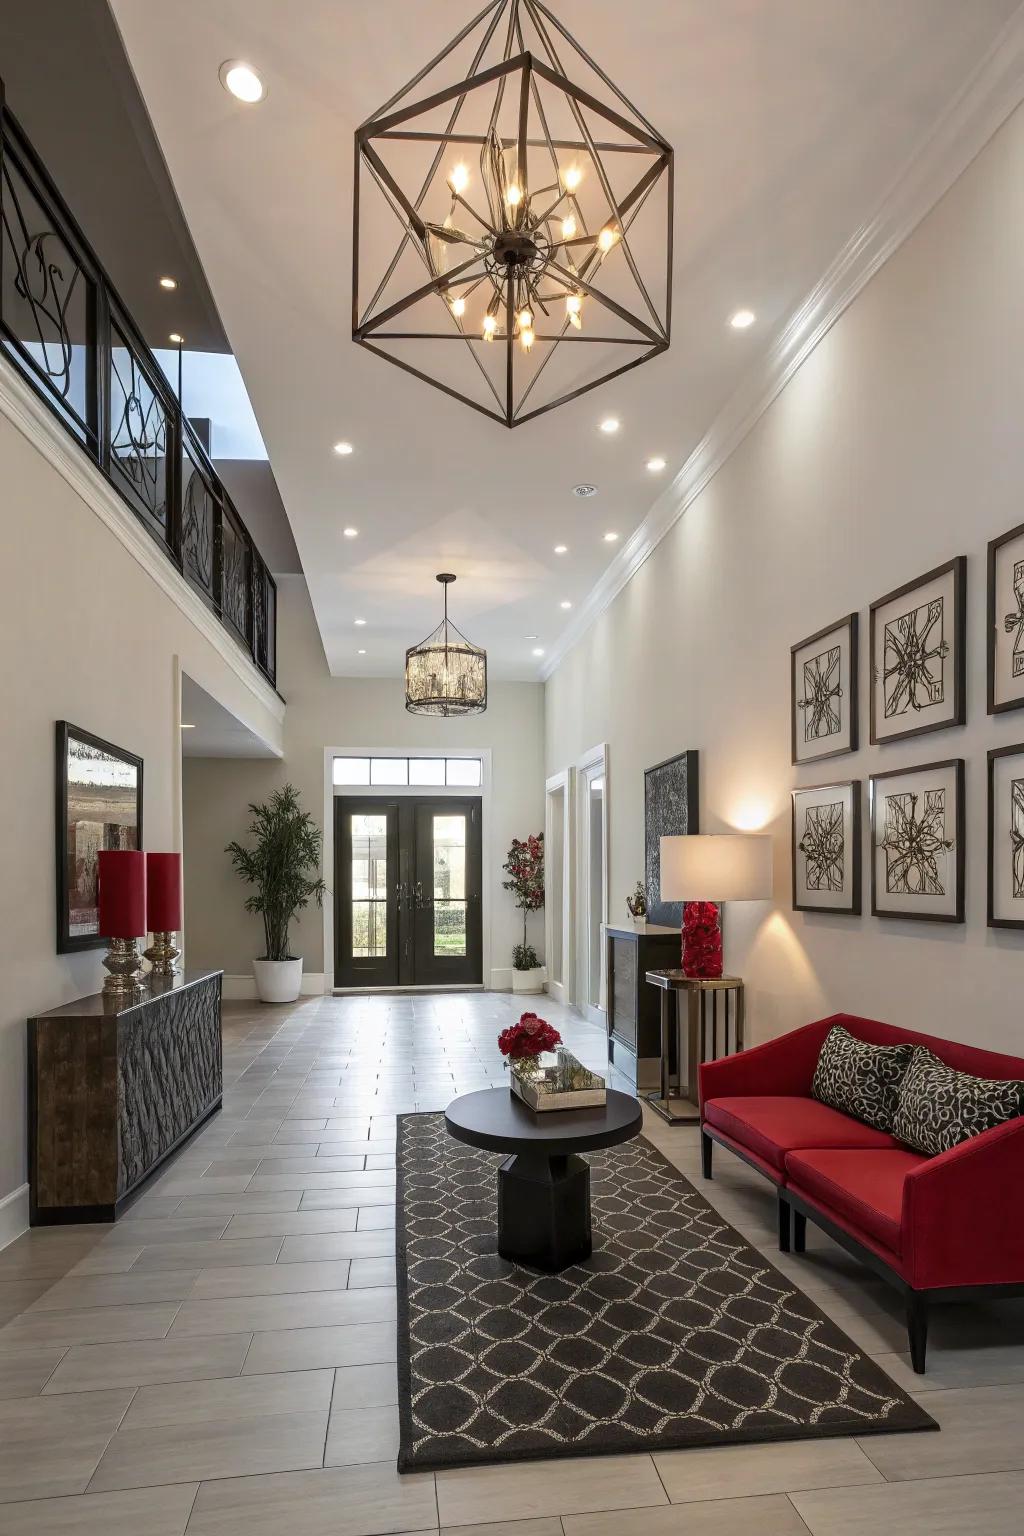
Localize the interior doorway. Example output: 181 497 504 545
334 796 482 988
575 744 608 1027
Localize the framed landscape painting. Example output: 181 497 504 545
791 781 861 915
869 759 964 923
987 521 1024 714
988 743 1024 929
869 558 966 745
790 613 858 765
56 722 143 953
644 750 699 926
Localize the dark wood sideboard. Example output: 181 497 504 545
28 969 223 1224
606 924 680 1089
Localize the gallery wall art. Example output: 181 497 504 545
869 558 966 745
56 721 143 953
791 781 862 915
988 743 1024 929
987 521 1024 715
644 751 699 926
791 613 858 764
869 759 964 923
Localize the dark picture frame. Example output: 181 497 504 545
790 613 859 766
791 780 862 916
644 751 699 926
55 722 144 954
987 742 1024 930
869 758 965 924
869 557 966 746
987 520 1024 716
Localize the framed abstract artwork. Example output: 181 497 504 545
790 613 858 765
987 521 1024 715
791 781 861 915
869 759 964 923
988 743 1024 929
56 722 143 953
644 751 699 926
869 558 966 745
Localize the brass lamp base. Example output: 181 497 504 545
144 931 181 977
102 936 146 998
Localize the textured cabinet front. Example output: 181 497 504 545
605 927 680 1087
610 940 637 1048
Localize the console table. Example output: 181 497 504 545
644 970 744 1124
28 969 223 1224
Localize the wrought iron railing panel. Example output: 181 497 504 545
0 82 277 688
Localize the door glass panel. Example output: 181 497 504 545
432 814 467 956
351 814 388 957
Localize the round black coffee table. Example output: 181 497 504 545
444 1087 643 1272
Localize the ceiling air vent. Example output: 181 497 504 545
573 484 598 498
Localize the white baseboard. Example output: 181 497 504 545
490 968 513 991
0 1183 29 1251
222 972 326 1000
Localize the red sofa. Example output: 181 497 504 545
699 1013 1024 1372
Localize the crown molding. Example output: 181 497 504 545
541 3 1024 681
0 354 285 725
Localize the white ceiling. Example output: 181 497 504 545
181 675 280 758
111 0 1021 680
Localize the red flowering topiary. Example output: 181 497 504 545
503 834 545 968
682 901 723 979
498 1011 562 1062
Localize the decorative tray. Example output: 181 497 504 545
510 1048 607 1112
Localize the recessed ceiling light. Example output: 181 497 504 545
179 723 196 729
354 618 366 626
219 60 265 103
343 527 358 538
333 441 354 456
159 276 177 291
357 649 367 655
603 531 619 542
525 633 539 640
730 308 756 329
647 456 666 472
599 417 620 434
532 647 545 657
554 544 568 554
560 600 572 610
169 332 184 345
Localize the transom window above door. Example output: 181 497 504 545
332 756 482 788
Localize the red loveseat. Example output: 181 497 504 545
699 1013 1024 1372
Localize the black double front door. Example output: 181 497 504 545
334 797 482 988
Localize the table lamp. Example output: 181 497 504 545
97 849 147 998
659 834 773 978
145 852 182 977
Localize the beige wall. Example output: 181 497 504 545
0 383 282 1221
545 103 1024 1056
183 578 546 986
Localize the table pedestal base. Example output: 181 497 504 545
497 1151 591 1272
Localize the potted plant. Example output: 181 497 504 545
226 784 326 1003
502 832 545 994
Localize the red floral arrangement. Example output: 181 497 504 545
498 1011 562 1062
682 901 723 979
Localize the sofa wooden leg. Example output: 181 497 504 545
778 1195 791 1253
793 1210 806 1254
906 1292 928 1375
700 1130 713 1180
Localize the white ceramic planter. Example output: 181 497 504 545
252 957 303 1003
512 965 545 995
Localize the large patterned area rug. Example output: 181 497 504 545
396 1112 936 1471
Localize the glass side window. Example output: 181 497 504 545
334 755 481 786
432 814 467 956
351 813 388 957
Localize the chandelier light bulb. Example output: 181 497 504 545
517 308 534 330
563 165 582 192
482 313 498 340
520 326 535 351
561 214 577 242
505 182 522 207
597 223 619 254
448 162 469 194
450 295 466 318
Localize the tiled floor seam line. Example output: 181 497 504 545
182 1478 202 1534
82 1386 141 1496
852 1446 1024 1485
785 1492 817 1535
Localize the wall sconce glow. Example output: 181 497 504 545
342 527 358 538
159 277 177 291
599 417 620 434
730 797 773 832
219 61 265 103
333 441 354 456
730 308 756 330
646 457 666 472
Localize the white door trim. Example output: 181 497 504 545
575 743 609 1028
544 767 575 1008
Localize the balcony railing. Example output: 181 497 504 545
0 81 277 687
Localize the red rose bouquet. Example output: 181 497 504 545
498 1011 561 1077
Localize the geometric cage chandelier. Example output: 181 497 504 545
352 0 672 427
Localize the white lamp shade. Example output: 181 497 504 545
660 834 773 902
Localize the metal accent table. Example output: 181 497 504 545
444 1087 642 1271
643 971 745 1124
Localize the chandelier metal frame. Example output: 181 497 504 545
352 0 673 427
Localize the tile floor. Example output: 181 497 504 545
1 991 1023 1534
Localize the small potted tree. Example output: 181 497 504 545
502 832 545 994
226 784 325 1003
